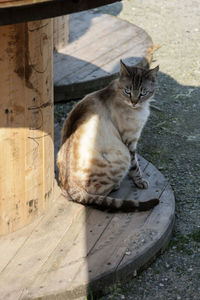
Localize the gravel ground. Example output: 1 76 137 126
54 1 200 299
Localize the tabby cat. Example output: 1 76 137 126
57 60 159 211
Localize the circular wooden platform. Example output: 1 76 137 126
54 11 153 102
0 152 175 299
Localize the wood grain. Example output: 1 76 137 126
0 19 54 235
53 15 70 52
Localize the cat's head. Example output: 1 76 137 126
119 60 159 106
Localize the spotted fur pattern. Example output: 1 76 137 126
57 60 159 211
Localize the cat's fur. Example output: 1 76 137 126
57 60 159 211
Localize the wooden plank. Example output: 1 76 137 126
68 16 146 61
54 14 124 60
55 18 148 84
0 181 58 295
54 12 115 54
0 216 43 274
58 33 149 86
77 33 152 82
54 18 130 84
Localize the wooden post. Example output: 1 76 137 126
0 19 54 235
53 15 70 51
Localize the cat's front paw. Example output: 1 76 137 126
134 178 149 189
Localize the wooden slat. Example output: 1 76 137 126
54 13 116 55
54 17 130 84
55 17 150 80
77 34 151 82
0 217 42 274
58 33 149 86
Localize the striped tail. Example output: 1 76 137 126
63 185 159 212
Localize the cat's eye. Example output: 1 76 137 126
140 89 148 97
124 88 131 96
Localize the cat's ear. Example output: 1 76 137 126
147 65 159 79
120 60 130 77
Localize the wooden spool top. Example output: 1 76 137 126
0 0 120 26
54 11 153 102
0 123 175 299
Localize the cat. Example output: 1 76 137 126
57 60 159 212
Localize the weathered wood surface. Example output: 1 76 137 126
54 11 153 102
53 15 70 52
0 0 121 26
0 20 54 235
0 123 175 299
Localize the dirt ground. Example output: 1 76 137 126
54 0 200 299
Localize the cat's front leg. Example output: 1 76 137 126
112 183 120 192
128 148 148 189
